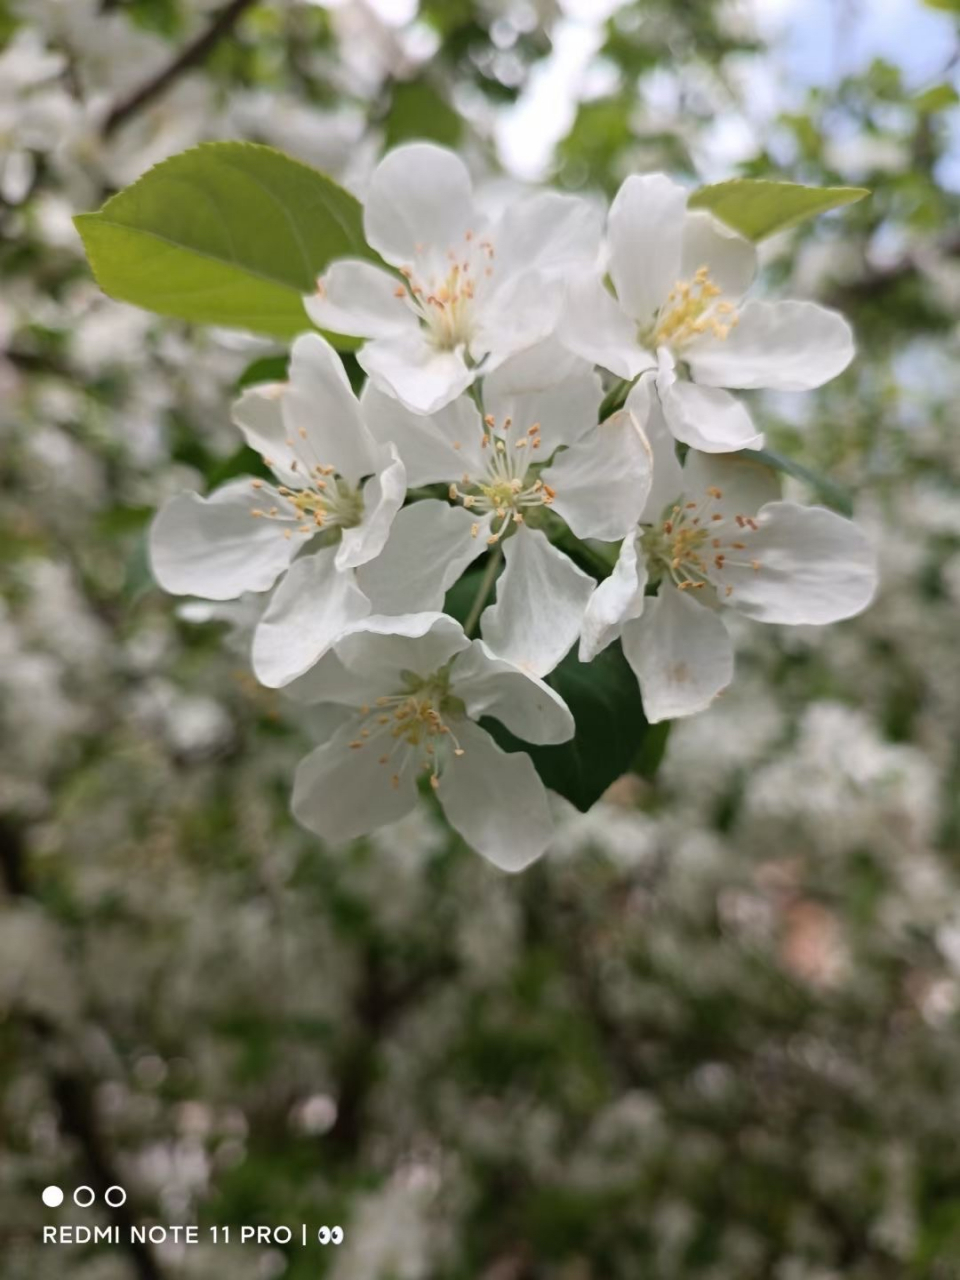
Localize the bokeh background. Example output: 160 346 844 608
2 1 960 1276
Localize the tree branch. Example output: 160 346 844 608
102 0 258 138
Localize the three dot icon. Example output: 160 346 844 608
42 1185 127 1208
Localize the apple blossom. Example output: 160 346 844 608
560 173 855 453
304 142 602 415
288 612 575 871
149 332 405 687
356 342 652 675
580 378 878 722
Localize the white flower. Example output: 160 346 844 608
580 379 878 722
288 612 575 871
356 342 652 676
149 333 406 688
561 173 855 452
305 142 602 415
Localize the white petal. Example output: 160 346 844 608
281 650 380 707
356 500 487 613
480 337 595 397
305 259 416 339
479 528 594 678
578 535 648 661
680 210 757 300
686 299 855 391
722 501 877 624
436 720 554 872
283 333 377 484
360 332 473 415
608 173 687 324
621 587 734 723
628 374 684 523
495 190 602 279
149 480 299 601
292 721 418 845
452 640 574 745
336 444 406 571
333 611 471 689
363 143 476 266
483 346 603 458
232 384 300 488
474 268 564 369
680 448 781 518
360 381 485 485
658 350 763 453
251 546 371 688
545 407 653 540
558 272 654 380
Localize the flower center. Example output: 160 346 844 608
393 231 495 352
251 425 364 540
347 671 466 791
649 266 738 349
642 485 761 597
449 414 553 544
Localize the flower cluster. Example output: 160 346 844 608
150 143 877 869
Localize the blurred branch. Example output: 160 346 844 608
102 0 258 137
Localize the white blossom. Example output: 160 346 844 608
305 142 602 414
561 172 855 452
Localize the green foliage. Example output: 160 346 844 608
751 446 855 516
485 643 652 813
74 142 373 340
385 77 462 148
690 178 869 240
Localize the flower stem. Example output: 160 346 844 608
464 543 503 637
599 376 634 421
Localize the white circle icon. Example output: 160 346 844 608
73 1186 96 1208
41 1186 64 1208
105 1186 127 1207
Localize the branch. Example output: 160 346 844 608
102 0 258 138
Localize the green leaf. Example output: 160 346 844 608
922 0 960 11
749 446 854 517
385 78 462 149
236 353 290 390
483 642 656 813
74 141 374 340
689 178 868 241
914 82 960 113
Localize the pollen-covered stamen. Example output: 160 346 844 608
450 415 552 543
651 265 739 348
250 422 365 538
642 485 762 597
345 671 466 790
392 230 495 352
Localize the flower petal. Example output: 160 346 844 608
680 448 781 518
483 343 603 458
479 527 594 678
578 535 648 661
336 443 406 571
357 500 488 613
621 586 734 723
452 639 574 745
628 374 684 523
292 719 419 845
360 331 473 415
495 190 602 280
722 501 877 624
608 173 687 325
436 720 554 872
305 259 416 340
251 546 371 688
361 381 485 485
363 142 477 266
473 269 564 370
544 406 653 540
333 611 471 689
559 273 654 380
283 333 377 484
658 350 763 453
680 210 757 300
149 479 299 601
232 383 300 487
686 299 855 391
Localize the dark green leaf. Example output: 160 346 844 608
236 353 290 390
385 78 462 149
74 141 374 339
